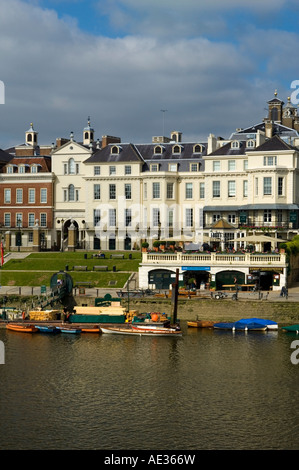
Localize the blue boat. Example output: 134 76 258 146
35 325 60 334
234 320 267 331
57 327 81 334
213 322 236 330
235 318 278 330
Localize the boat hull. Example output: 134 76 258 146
35 325 59 334
282 325 299 333
187 320 215 328
6 324 38 333
56 327 81 334
101 326 182 337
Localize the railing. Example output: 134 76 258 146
142 251 286 266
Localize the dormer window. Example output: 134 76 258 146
193 144 204 153
111 145 121 154
172 144 182 154
150 163 159 172
154 145 163 154
247 140 255 148
6 166 13 174
18 165 25 173
231 140 240 149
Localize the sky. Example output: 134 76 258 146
0 0 299 149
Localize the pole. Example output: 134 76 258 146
171 268 179 324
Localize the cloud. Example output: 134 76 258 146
0 0 296 149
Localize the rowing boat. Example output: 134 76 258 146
6 323 38 333
81 326 101 333
35 325 60 334
187 320 215 328
101 326 182 336
56 326 81 334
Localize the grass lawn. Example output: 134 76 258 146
0 251 140 287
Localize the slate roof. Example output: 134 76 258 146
253 134 297 152
84 141 207 172
0 148 13 163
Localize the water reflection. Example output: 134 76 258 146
0 326 299 450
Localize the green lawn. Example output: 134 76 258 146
0 251 140 287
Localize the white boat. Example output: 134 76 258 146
101 326 182 337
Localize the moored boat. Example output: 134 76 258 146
56 326 81 334
81 326 101 333
236 318 278 330
213 322 236 330
35 325 60 334
282 324 299 333
187 320 215 328
101 326 182 337
6 323 38 333
234 321 267 331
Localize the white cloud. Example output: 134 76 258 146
0 0 296 149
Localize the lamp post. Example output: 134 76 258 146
16 216 22 252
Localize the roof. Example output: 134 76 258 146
84 143 143 164
0 148 13 163
253 134 297 152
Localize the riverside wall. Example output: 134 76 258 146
73 296 299 325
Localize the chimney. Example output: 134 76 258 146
101 135 121 148
208 134 217 154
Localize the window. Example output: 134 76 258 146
243 180 248 197
213 161 220 171
153 182 160 199
228 160 236 171
16 213 23 227
7 166 13 174
109 184 116 199
125 165 131 175
185 183 193 199
186 208 193 227
228 180 236 197
247 140 255 148
231 141 239 149
168 209 174 227
277 209 283 223
111 146 119 154
109 166 116 175
255 178 258 196
278 177 284 196
243 160 248 170
212 181 220 198
28 213 35 227
40 188 47 203
68 158 75 174
40 213 47 228
264 156 277 166
193 144 203 153
4 213 10 227
153 208 160 227
228 214 236 224
94 184 101 200
16 189 23 203
31 165 37 173
172 145 181 154
168 163 177 172
151 164 159 172
263 177 272 195
200 183 205 199
125 184 131 200
68 184 75 201
213 214 221 223
94 166 100 175
190 163 198 172
4 189 11 203
109 209 116 227
166 182 174 199
154 146 163 154
264 210 272 223
28 189 35 203
144 183 147 199
28 232 33 243
94 209 101 225
125 209 132 227
18 166 25 173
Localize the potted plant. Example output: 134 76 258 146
153 240 160 251
141 242 149 252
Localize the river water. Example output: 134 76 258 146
0 324 299 451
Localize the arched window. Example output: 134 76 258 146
68 158 75 174
68 184 75 201
27 134 32 142
193 144 202 153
